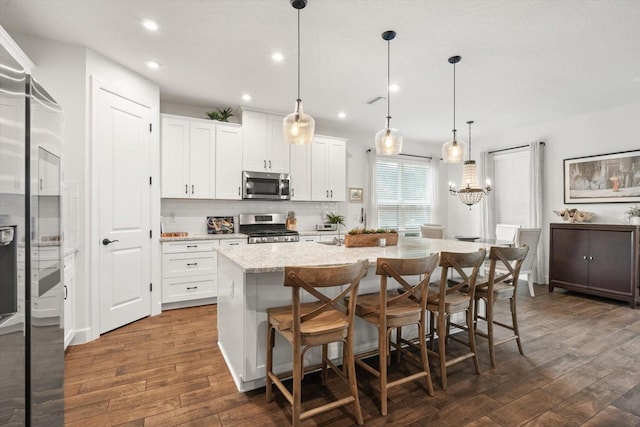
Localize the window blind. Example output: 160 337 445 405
376 158 432 231
492 148 530 226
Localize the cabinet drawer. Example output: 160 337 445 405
162 252 216 278
162 241 217 253
219 239 246 247
162 276 216 303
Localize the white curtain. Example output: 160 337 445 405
480 150 495 240
366 149 378 229
529 141 544 282
430 156 441 224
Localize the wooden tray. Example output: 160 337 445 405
344 233 398 248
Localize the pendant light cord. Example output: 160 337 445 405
297 9 301 101
386 38 391 122
467 120 472 161
452 61 456 135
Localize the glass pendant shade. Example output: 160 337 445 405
283 99 315 145
375 119 403 155
442 138 466 163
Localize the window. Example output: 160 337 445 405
492 148 530 226
376 157 432 232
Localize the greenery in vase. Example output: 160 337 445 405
206 107 235 122
325 213 346 225
626 205 640 218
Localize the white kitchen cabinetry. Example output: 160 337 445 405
289 144 312 201
162 241 217 304
215 125 243 200
161 115 216 199
63 252 75 349
311 136 346 201
219 238 247 247
242 110 289 173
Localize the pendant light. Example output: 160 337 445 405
283 0 315 145
441 55 466 163
449 120 491 208
374 30 403 155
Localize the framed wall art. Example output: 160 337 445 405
564 149 640 203
349 187 363 202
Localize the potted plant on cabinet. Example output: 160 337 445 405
626 205 640 225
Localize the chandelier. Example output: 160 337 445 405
449 120 491 208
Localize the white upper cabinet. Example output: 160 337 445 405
215 125 243 200
161 114 241 200
188 120 217 199
289 143 312 201
311 136 346 201
242 110 290 174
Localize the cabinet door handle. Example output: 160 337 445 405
186 262 198 266
264 160 266 169
187 286 198 290
330 190 333 198
186 245 198 248
185 184 188 194
268 160 271 169
228 242 240 246
40 179 43 190
64 285 68 300
326 190 329 198
238 187 241 196
192 185 195 194
291 188 295 197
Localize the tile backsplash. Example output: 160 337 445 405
161 199 344 235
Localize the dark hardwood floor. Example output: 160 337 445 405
64 284 640 426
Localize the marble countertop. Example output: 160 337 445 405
216 237 489 274
159 233 247 242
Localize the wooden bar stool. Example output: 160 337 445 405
475 245 529 366
265 260 368 427
353 254 439 416
426 249 486 390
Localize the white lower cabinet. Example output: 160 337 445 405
63 252 75 349
161 241 217 304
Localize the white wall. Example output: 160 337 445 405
471 101 640 281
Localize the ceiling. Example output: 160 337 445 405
2 0 640 144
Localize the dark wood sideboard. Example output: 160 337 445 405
549 223 640 308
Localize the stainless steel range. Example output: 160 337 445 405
239 213 299 244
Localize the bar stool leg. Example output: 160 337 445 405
380 321 388 416
345 337 364 425
292 343 302 427
419 316 435 396
487 298 496 367
467 306 481 374
438 312 448 390
266 325 274 402
511 297 524 355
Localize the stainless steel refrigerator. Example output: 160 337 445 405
1 36 64 426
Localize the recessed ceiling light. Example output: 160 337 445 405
146 60 161 70
141 19 159 31
242 94 252 101
337 112 346 119
389 83 400 92
272 52 284 62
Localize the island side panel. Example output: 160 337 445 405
216 254 246 391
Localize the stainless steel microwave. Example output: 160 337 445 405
242 171 290 200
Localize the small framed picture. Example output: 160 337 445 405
349 187 363 202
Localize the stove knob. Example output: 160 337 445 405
284 236 290 242
273 237 279 242
261 237 268 243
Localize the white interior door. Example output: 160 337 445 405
97 87 151 334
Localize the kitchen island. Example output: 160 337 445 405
216 238 488 392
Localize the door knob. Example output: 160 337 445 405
102 238 119 246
